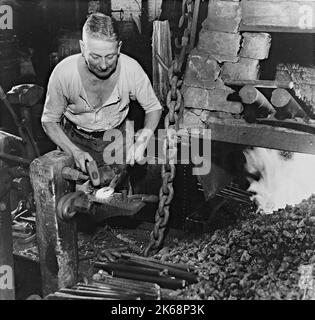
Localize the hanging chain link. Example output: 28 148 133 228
144 0 195 257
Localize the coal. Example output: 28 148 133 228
157 195 315 300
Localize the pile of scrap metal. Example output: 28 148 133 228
46 254 199 300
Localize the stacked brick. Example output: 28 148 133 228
182 0 272 129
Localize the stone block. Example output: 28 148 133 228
221 58 260 81
203 0 241 33
240 32 271 60
184 49 221 89
197 29 241 63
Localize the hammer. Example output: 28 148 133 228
86 160 101 187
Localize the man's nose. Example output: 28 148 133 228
100 57 108 70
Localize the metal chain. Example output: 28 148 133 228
144 0 195 257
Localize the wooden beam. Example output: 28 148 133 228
30 150 78 297
206 118 315 155
241 1 315 33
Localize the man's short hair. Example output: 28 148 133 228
83 13 119 42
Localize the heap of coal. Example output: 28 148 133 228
156 196 315 300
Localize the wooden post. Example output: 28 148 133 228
189 0 201 51
0 202 15 300
30 150 78 297
152 20 172 105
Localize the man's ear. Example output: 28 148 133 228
117 41 122 54
79 40 85 55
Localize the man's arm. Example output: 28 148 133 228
127 61 163 164
42 68 93 172
42 122 93 172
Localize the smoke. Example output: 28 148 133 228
244 147 315 214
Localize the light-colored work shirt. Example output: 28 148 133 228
42 53 162 132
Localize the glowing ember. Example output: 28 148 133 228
244 147 315 214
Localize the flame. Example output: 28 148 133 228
244 147 315 214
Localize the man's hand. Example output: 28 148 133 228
126 128 153 166
72 149 94 173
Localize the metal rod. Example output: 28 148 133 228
90 278 160 294
217 192 252 204
59 288 139 299
220 189 252 200
46 292 119 300
120 253 197 272
107 270 186 290
119 259 198 284
94 262 166 277
75 283 158 299
225 186 254 196
0 152 31 165
225 79 293 89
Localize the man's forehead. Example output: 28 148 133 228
83 35 118 51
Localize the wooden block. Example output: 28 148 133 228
197 29 241 63
184 49 220 89
202 0 241 33
241 1 315 33
30 150 78 296
183 84 243 114
240 32 271 60
221 58 260 81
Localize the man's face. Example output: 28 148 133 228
80 36 121 79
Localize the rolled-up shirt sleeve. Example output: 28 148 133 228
131 62 163 114
41 70 67 123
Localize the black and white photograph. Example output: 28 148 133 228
1 0 315 305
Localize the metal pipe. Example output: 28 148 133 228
0 202 15 300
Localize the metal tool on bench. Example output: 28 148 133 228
57 162 158 221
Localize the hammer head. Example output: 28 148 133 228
86 160 101 187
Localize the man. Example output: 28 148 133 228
42 13 162 175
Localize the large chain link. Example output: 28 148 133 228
144 0 195 257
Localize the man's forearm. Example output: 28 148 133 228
137 109 162 143
42 121 81 155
